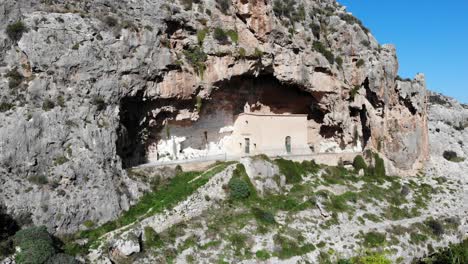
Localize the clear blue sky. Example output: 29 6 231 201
338 0 468 103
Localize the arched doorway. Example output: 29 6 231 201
285 136 291 154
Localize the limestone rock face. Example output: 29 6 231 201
0 0 428 232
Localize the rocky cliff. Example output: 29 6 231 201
0 0 428 233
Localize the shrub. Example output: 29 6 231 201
356 59 365 68
443 150 464 162
6 68 24 88
275 159 303 184
312 41 334 64
144 226 163 248
91 95 106 111
216 0 230 14
426 219 444 237
228 178 250 199
339 13 370 34
225 29 238 44
374 153 386 178
82 220 94 228
197 28 209 45
6 21 28 42
0 102 14 112
361 231 386 248
353 155 367 172
417 239 468 264
213 27 228 43
103 16 118 27
253 47 263 59
273 0 297 20
195 96 202 112
184 46 207 78
349 85 360 101
28 175 48 185
42 99 55 111
353 253 391 264
238 47 246 59
336 56 343 68
14 226 56 264
252 207 275 224
255 250 270 260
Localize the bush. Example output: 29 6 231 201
6 68 24 88
0 102 14 112
103 16 119 27
356 59 365 68
426 219 444 237
213 27 228 43
28 175 48 185
252 207 275 224
6 21 28 42
42 99 55 111
238 47 246 59
225 29 238 44
197 28 209 45
184 46 207 78
361 231 386 248
14 226 56 264
416 239 468 264
443 150 464 162
312 41 334 64
228 178 250 199
353 155 367 172
253 47 263 59
255 250 270 260
275 159 303 184
82 220 94 228
144 226 163 248
91 95 106 111
373 154 386 178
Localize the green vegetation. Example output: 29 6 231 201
42 99 55 111
273 0 306 23
336 56 343 68
238 47 246 59
255 250 270 260
225 29 239 44
339 13 370 34
0 102 14 112
6 21 28 42
273 234 315 259
197 28 209 45
353 155 367 172
275 159 319 184
251 207 275 224
228 164 257 200
144 226 164 249
103 16 119 27
28 175 48 185
356 59 365 68
82 220 94 229
416 239 468 264
184 46 207 79
54 155 69 166
6 68 24 88
312 41 334 64
213 27 228 43
361 231 386 248
79 163 229 249
14 227 56 264
443 150 465 163
195 96 203 112
349 85 361 101
253 47 263 59
228 178 250 199
90 95 106 111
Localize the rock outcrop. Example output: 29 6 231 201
0 0 428 233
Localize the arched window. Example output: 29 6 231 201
285 136 291 154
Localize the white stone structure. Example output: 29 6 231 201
224 113 312 156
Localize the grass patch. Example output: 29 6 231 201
79 163 229 249
361 231 386 248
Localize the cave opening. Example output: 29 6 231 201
116 73 327 168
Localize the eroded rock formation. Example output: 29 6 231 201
0 0 428 233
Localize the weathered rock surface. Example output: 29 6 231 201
0 0 428 233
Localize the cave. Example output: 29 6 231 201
117 73 336 168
